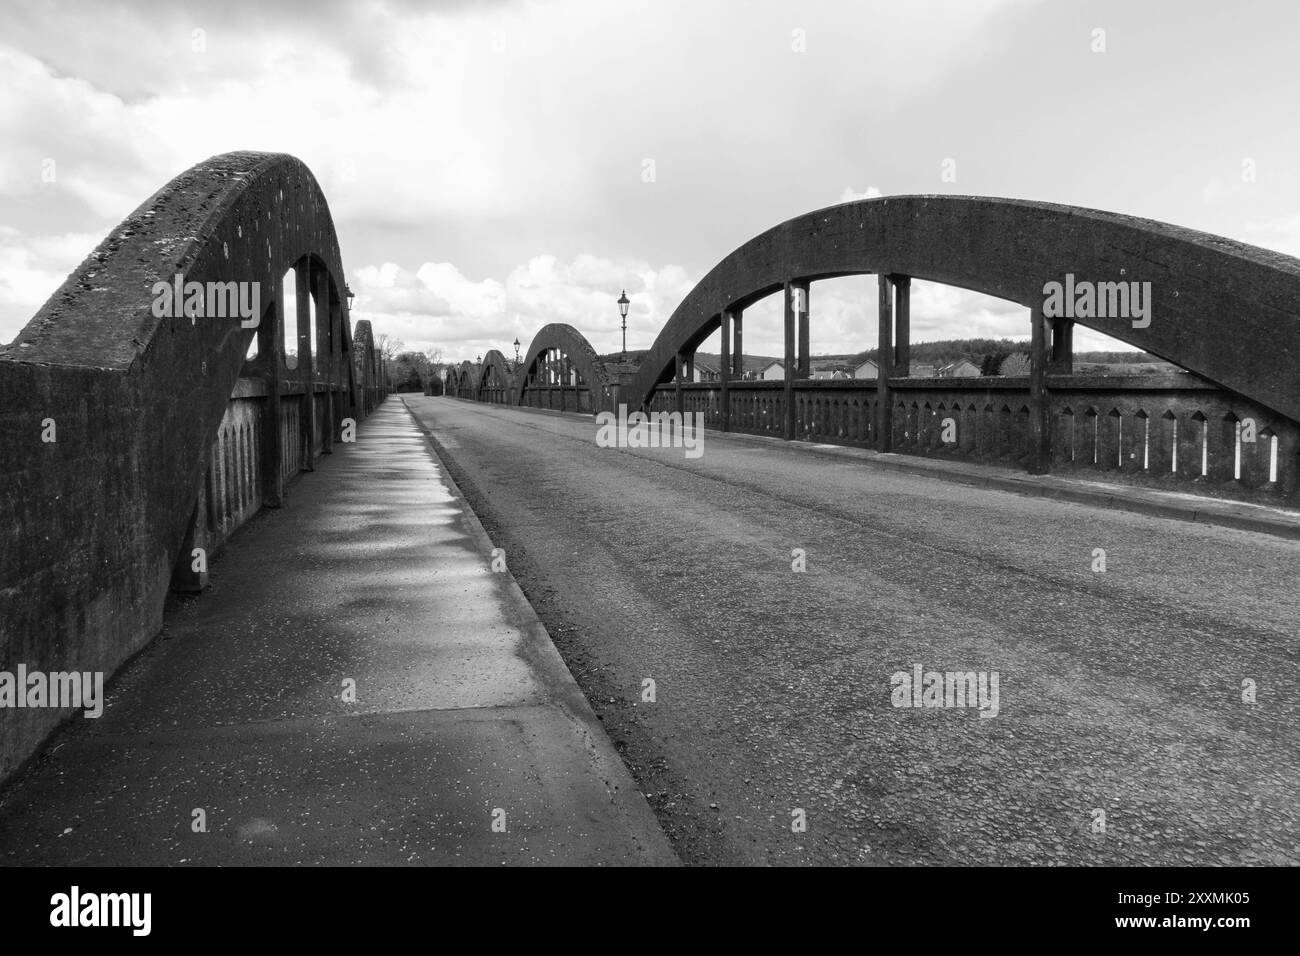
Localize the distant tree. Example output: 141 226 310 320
389 350 430 393
999 352 1031 376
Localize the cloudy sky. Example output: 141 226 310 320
4 0 1300 362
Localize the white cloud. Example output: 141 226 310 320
350 253 696 362
0 227 102 342
838 186 882 203
1239 216 1300 259
8 0 1289 367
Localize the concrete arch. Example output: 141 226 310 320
475 349 514 404
513 323 612 413
0 151 363 778
351 318 384 414
450 360 477 399
627 195 1300 422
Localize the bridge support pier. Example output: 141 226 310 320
1029 304 1052 474
876 275 892 451
316 266 336 455
720 310 732 432
262 291 285 508
681 348 691 416
893 276 911 377
169 501 209 593
876 274 911 451
732 310 744 377
794 280 811 379
1050 317 1074 373
783 281 798 439
297 265 316 472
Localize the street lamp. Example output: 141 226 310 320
513 338 521 367
617 290 630 364
344 285 355 311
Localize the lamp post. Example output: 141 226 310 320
344 285 355 312
513 338 521 368
617 290 630 364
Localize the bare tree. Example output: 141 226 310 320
374 333 405 363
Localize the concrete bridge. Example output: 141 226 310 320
491 197 1300 506
2 152 1299 865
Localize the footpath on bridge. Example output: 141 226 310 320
0 399 676 866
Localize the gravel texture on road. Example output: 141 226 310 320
404 396 1300 867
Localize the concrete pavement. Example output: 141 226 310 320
0 398 676 866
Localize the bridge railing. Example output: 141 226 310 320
649 376 1300 501
520 383 593 413
201 374 369 556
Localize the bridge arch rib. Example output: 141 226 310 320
513 323 613 414
451 360 477 399
628 195 1300 424
475 349 515 404
0 150 372 781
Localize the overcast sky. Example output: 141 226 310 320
4 0 1300 362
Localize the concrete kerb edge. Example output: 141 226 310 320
395 397 679 865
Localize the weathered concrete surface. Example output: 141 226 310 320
630 195 1300 422
513 322 612 411
407 397 1300 866
0 399 675 866
0 152 361 780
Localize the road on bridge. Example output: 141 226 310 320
404 396 1300 867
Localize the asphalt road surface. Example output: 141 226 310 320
403 395 1300 867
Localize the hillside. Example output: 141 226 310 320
598 340 1177 376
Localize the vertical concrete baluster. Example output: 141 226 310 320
1151 411 1175 475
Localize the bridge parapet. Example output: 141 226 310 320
650 375 1298 501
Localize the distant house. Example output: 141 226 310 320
811 365 853 380
760 361 785 381
854 359 879 380
693 361 721 383
998 353 1031 376
937 359 980 378
905 364 938 378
